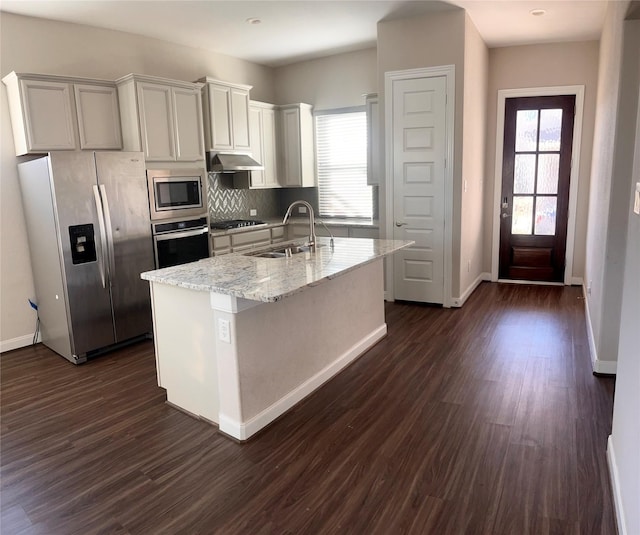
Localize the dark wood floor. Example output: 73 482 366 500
1 283 616 534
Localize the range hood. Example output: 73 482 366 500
207 152 263 173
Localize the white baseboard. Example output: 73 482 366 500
451 272 490 307
1 333 39 354
571 276 584 286
219 324 388 441
583 286 617 375
607 436 627 535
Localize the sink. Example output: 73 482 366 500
244 244 320 258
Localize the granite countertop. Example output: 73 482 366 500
208 218 379 237
141 237 412 302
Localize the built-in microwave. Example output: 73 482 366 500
147 168 206 221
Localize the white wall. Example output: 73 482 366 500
609 75 640 535
460 13 489 297
274 48 377 109
583 1 631 369
608 19 640 535
483 41 599 281
377 8 467 298
0 12 276 351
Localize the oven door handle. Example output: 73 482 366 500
154 227 209 241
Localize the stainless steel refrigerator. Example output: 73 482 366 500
18 152 155 364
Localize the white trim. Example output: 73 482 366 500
498 279 564 287
218 324 388 441
571 276 584 286
451 272 490 307
384 65 455 307
1 333 40 354
210 293 260 313
607 436 627 535
491 85 585 285
583 285 617 374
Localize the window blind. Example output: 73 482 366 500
315 110 372 219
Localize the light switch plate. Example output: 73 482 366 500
218 318 230 343
634 182 640 215
250 209 257 216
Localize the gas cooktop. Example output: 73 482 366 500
209 219 267 230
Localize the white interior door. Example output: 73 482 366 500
392 76 447 303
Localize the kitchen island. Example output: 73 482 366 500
141 236 412 441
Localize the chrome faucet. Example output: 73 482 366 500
283 200 317 250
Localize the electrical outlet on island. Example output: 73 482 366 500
250 209 257 216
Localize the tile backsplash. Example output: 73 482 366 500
207 172 280 221
207 172 378 221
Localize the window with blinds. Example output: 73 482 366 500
315 109 372 219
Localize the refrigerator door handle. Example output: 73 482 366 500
99 184 116 279
92 185 108 288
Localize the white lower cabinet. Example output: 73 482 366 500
210 224 378 257
288 223 378 240
271 226 286 243
230 228 271 252
210 227 285 256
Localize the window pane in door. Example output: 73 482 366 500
515 110 539 152
534 196 557 235
514 154 536 194
537 154 560 194
538 109 562 151
512 196 533 235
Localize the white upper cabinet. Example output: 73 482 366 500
278 103 315 188
2 72 123 156
116 74 204 163
199 78 251 152
137 82 176 161
261 105 279 188
365 93 381 185
245 101 278 189
172 87 205 161
74 84 122 150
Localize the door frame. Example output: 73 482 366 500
384 65 455 307
491 85 585 285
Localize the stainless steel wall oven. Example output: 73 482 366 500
152 216 209 268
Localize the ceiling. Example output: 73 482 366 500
0 0 608 67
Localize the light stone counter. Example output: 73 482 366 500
141 237 411 302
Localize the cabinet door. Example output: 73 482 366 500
137 82 176 161
172 87 205 161
262 108 279 188
349 227 379 239
209 84 233 150
231 88 251 151
74 84 123 150
248 106 265 187
19 79 76 151
281 107 302 187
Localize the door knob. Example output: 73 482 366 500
395 221 407 227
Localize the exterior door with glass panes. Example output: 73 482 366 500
499 95 575 282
